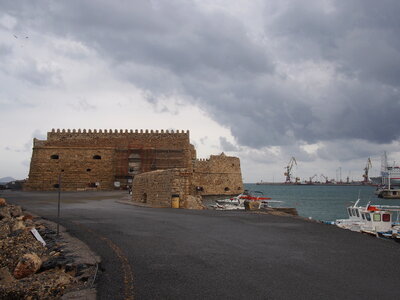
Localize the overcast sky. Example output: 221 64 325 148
1 0 400 183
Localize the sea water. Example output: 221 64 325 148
244 184 400 221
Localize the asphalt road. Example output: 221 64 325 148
2 190 400 300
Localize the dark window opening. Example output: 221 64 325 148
232 163 235 167
237 187 242 190
61 169 64 172
196 186 204 192
355 209 360 218
51 154 59 159
365 213 371 221
87 168 91 172
224 187 230 192
53 184 60 188
361 213 365 220
93 155 101 160
142 193 147 203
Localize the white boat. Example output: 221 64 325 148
336 200 400 239
213 190 282 210
335 199 365 232
359 204 400 238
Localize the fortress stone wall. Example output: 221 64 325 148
26 129 244 203
192 154 243 195
26 129 193 191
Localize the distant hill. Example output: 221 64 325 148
0 177 16 183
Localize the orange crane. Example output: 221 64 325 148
284 157 297 183
362 158 372 183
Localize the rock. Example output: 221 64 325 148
0 223 10 239
13 253 42 279
9 205 23 217
0 267 16 285
244 200 261 210
0 231 45 272
0 206 11 220
22 214 34 221
0 269 74 299
0 198 6 207
182 195 205 210
11 220 26 232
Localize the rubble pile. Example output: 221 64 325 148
0 198 94 299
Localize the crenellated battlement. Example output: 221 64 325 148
49 128 189 135
47 129 190 141
195 158 210 162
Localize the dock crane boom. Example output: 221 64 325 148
362 158 372 183
309 174 317 184
320 174 329 183
284 157 297 183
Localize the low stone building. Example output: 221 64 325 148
131 168 191 207
132 153 243 207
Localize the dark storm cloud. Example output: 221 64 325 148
2 0 400 152
219 137 239 152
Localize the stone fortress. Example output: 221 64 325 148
26 129 244 207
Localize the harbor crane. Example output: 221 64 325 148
320 174 329 184
308 174 317 184
284 157 297 183
362 158 372 183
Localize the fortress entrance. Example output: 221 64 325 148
128 153 141 176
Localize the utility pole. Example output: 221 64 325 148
57 173 61 236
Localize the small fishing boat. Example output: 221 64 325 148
213 190 281 210
335 199 364 231
359 204 400 238
335 200 400 239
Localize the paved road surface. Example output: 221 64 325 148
2 190 400 299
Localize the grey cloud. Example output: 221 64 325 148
69 99 97 112
0 43 12 56
266 0 400 87
199 136 208 145
2 0 400 155
0 55 62 87
317 139 400 162
219 137 239 152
